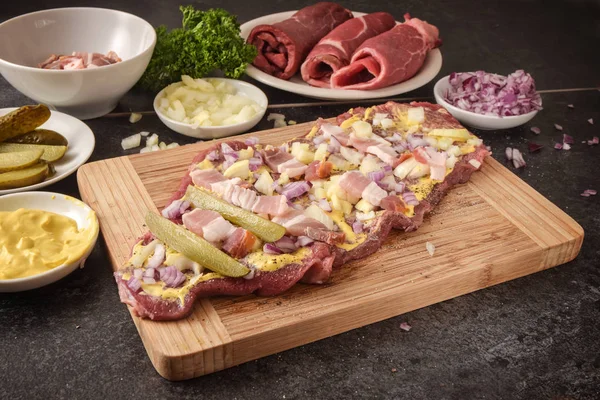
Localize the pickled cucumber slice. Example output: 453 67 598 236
0 149 44 173
7 129 68 146
0 105 51 143
184 186 286 242
0 163 49 189
0 143 67 162
145 212 250 278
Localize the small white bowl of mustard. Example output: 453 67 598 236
0 191 99 292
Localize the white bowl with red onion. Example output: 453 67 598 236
434 70 542 130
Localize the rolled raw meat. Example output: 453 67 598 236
247 2 353 80
300 12 396 88
330 14 441 90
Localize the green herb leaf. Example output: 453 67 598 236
137 6 257 92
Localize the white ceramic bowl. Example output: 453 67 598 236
154 78 268 140
433 75 539 130
0 192 99 292
0 8 156 120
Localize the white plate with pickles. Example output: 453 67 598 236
0 105 95 194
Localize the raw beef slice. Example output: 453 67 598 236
300 12 396 88
247 2 353 80
330 14 441 90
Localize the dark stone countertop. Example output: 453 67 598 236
1 1 599 399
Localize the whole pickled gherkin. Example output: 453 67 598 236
0 105 51 143
184 185 286 242
145 212 250 278
7 129 68 146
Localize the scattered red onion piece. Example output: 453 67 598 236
511 148 526 168
206 150 220 161
295 236 314 247
584 189 597 195
318 198 332 212
554 124 563 131
563 143 571 151
399 322 412 332
426 242 435 256
528 142 543 153
352 220 364 234
127 276 142 292
580 192 591 197
505 147 513 160
554 143 563 150
588 118 594 125
593 137 599 144
281 181 311 200
244 137 259 146
530 126 541 135
263 243 283 255
563 134 574 144
567 104 574 109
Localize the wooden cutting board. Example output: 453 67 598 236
77 120 583 381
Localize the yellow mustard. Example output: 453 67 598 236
0 208 98 280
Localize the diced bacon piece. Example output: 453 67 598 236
278 158 309 177
272 211 329 236
339 171 371 199
412 147 431 164
222 228 258 258
203 217 237 243
252 195 291 216
305 227 345 245
331 130 351 146
320 123 346 140
349 135 382 153
380 195 406 212
264 148 294 171
210 178 259 212
182 209 221 237
190 169 227 189
64 57 85 70
210 178 242 194
305 160 333 181
362 181 387 206
366 144 398 166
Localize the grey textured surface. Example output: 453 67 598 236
1 1 599 399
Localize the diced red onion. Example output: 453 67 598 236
296 236 314 247
588 118 594 125
554 123 563 131
407 134 428 148
584 189 597 195
206 150 220 161
563 134 574 144
142 276 156 284
530 127 541 135
505 147 513 160
567 104 574 109
563 143 571 151
162 200 189 220
263 243 283 255
161 266 186 288
274 236 297 253
248 157 263 171
393 144 407 153
221 143 236 154
318 199 332 212
399 322 412 332
352 220 364 234
146 244 165 270
554 143 563 150
382 165 393 173
376 181 389 190
244 137 259 146
368 170 385 182
511 149 526 168
593 137 599 144
281 181 311 200
528 142 543 153
402 191 419 206
127 276 142 292
308 194 316 201
445 70 542 116
243 266 256 280
394 182 406 193
581 192 591 197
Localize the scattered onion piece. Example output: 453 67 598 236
593 137 599 145
511 148 526 168
530 127 541 135
505 147 513 160
554 124 563 131
425 241 435 256
588 118 594 125
554 143 563 150
129 112 142 123
581 192 591 197
584 189 597 195
563 143 571 151
567 104 574 109
528 142 543 153
121 133 141 150
563 134 574 144
399 322 412 332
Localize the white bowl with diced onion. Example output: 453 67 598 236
434 75 539 130
153 77 268 139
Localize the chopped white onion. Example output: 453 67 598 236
146 133 159 147
121 133 141 150
426 241 435 256
129 112 142 123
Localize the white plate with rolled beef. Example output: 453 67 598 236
240 9 443 100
